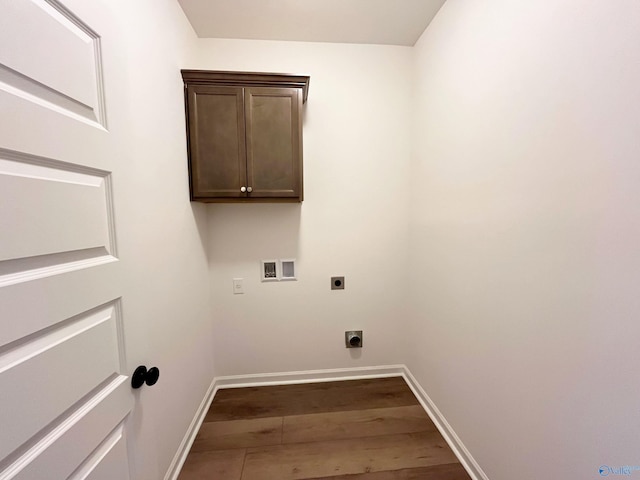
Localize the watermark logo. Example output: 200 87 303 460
599 465 640 476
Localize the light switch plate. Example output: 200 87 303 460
233 278 244 294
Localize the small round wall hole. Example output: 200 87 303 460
334 279 342 287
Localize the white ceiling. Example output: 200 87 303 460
178 0 447 46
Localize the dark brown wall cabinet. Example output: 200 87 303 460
181 70 310 202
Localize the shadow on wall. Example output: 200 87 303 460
207 203 301 263
190 202 211 261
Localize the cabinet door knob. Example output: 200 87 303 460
247 186 253 193
240 186 247 193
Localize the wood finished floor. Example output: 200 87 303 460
178 377 471 480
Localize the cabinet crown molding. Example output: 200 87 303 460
181 70 310 103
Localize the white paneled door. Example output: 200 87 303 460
0 1 135 479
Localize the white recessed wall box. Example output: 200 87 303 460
280 259 297 281
261 260 278 282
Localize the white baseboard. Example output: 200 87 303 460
213 364 406 389
400 367 489 480
163 378 218 480
165 364 489 480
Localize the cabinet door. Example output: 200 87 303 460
245 87 302 199
186 85 247 199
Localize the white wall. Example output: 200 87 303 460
104 1 214 478
408 1 640 479
192 40 414 375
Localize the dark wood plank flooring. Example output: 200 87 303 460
178 377 471 480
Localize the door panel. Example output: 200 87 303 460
0 0 106 127
9 380 130 480
0 0 133 478
187 85 246 198
68 423 130 480
245 87 301 198
0 302 124 461
0 263 119 348
0 148 114 262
